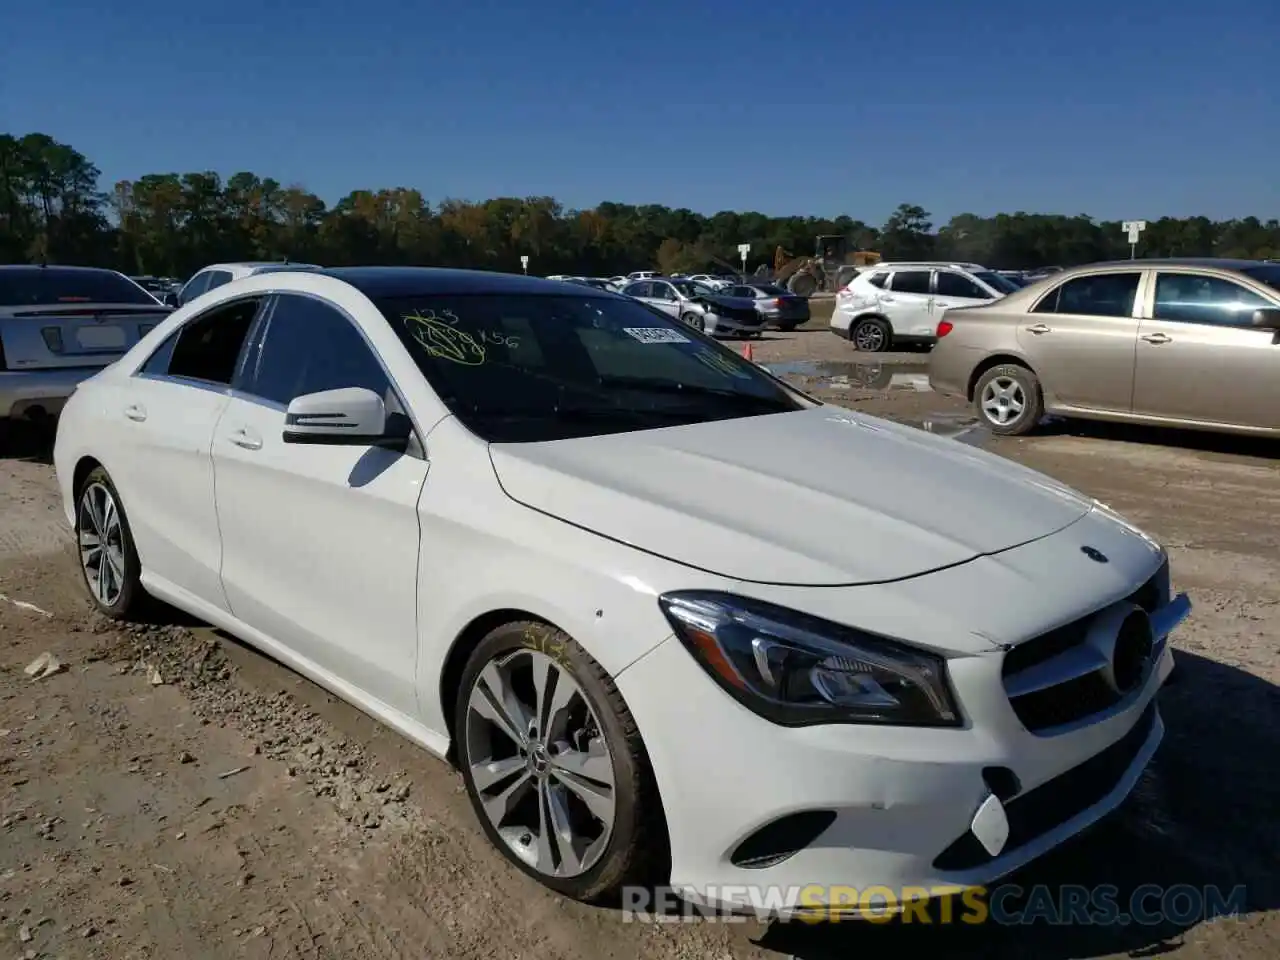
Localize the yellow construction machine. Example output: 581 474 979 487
772 236 880 296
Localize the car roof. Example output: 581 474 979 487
0 264 125 275
1076 257 1272 270
320 266 620 299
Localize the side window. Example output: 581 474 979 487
1039 272 1141 318
204 270 234 292
651 283 677 301
890 270 931 295
178 271 212 306
1153 273 1272 327
140 332 179 375
626 282 651 298
162 298 263 384
936 272 987 299
730 286 754 298
246 294 390 407
866 272 888 289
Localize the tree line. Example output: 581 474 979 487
3 131 1277 281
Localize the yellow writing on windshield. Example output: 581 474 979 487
404 309 487 365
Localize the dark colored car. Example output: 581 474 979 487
727 283 811 330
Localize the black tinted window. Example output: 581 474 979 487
204 270 234 292
890 271 931 294
376 293 800 443
1153 273 1272 327
624 282 651 298
247 294 389 406
866 273 888 289
0 268 157 307
1036 273 1140 317
935 272 987 298
1241 265 1280 294
164 298 262 384
179 271 212 305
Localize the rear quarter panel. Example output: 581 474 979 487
929 304 1034 398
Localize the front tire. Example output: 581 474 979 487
680 311 705 332
456 621 662 902
973 363 1043 436
75 466 145 619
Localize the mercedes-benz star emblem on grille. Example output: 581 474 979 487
1105 610 1154 694
1080 545 1108 563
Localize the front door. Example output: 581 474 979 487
646 281 684 318
211 292 429 718
1132 271 1280 429
881 269 934 338
1016 270 1144 413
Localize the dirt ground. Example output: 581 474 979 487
3 316 1279 959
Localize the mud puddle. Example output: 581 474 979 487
765 360 932 392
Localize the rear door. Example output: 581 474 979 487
1131 271 1280 429
933 270 995 315
881 269 933 337
1017 270 1144 412
112 295 268 612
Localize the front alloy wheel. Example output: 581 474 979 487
457 622 661 901
465 647 617 878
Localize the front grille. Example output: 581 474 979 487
1003 560 1168 734
933 703 1157 871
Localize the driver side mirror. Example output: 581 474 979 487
283 387 411 449
1250 307 1280 330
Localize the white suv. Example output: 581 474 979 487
832 262 1019 352
173 261 321 307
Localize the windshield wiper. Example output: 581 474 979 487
598 376 795 411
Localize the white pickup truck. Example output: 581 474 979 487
0 265 173 439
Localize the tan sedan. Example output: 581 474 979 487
928 258 1280 436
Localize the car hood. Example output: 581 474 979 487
488 407 1094 586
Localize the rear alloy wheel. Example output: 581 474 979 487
852 317 891 352
680 311 705 331
974 363 1043 436
75 467 145 618
457 622 661 902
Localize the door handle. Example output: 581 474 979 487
1140 332 1172 344
228 428 263 451
880 295 896 302
123 404 147 422
1025 323 1052 335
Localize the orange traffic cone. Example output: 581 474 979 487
741 341 754 362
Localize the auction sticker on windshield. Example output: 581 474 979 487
623 327 691 344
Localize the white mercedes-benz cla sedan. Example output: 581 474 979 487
53 267 1190 916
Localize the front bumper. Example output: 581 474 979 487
0 367 100 419
616 599 1181 918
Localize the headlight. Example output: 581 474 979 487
658 591 960 727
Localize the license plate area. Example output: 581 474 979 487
76 325 127 350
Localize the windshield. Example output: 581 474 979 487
0 268 160 307
973 271 1021 294
376 293 805 442
1241 265 1280 295
672 280 717 297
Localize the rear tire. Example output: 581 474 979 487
973 363 1043 436
456 621 663 903
74 466 146 619
851 316 892 353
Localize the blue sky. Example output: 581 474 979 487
4 0 1277 226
